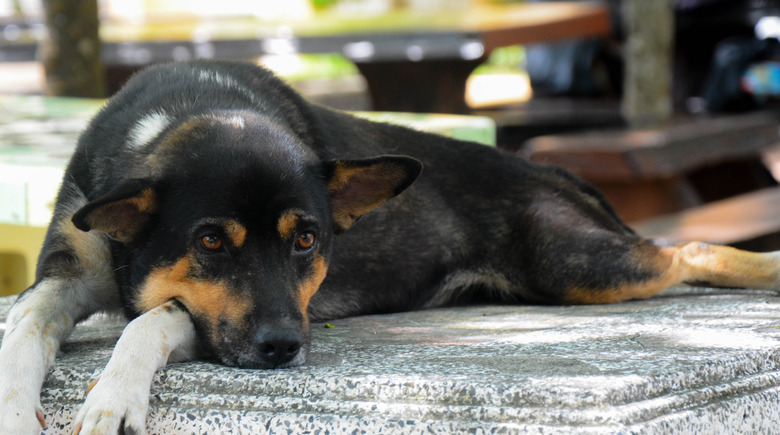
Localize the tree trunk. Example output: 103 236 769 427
40 0 106 98
621 0 674 128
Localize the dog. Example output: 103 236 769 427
2 59 780 434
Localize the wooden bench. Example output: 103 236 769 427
632 186 780 251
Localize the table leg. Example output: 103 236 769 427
355 58 483 114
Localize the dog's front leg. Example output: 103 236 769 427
74 300 197 435
0 277 117 435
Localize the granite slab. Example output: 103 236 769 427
2 286 780 434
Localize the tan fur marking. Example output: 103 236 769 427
144 118 213 174
566 241 780 304
328 164 363 192
59 215 112 274
277 210 300 239
151 118 208 152
675 242 780 289
224 219 248 247
297 254 328 319
565 246 680 304
136 254 250 337
328 162 407 230
128 188 157 213
565 278 678 304
84 188 157 242
86 378 99 394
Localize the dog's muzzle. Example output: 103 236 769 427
253 325 304 368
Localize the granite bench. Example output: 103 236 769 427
2 285 779 433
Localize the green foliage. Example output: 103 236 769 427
473 45 526 75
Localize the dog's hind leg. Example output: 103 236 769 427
562 240 780 304
0 182 121 434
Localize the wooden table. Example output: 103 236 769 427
0 2 610 113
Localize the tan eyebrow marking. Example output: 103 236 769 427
223 219 247 247
277 210 300 239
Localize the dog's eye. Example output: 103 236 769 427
200 235 223 251
295 232 316 252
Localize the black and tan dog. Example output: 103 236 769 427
1 60 779 434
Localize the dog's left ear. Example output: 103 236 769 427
325 155 422 232
71 179 158 243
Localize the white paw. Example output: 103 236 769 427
0 404 46 435
73 377 148 435
0 371 47 435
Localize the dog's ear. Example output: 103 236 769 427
325 155 422 232
72 179 158 243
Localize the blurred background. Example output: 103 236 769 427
0 0 542 109
3 1 780 148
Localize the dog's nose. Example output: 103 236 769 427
254 327 302 367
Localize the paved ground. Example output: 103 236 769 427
2 286 780 434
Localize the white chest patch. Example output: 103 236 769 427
127 111 172 150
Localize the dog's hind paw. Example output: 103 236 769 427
73 377 147 435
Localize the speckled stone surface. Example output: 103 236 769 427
2 286 780 434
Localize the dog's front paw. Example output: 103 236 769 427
0 405 46 435
73 377 148 435
0 378 47 435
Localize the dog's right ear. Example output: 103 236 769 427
72 179 158 243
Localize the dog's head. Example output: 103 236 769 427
72 112 421 368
